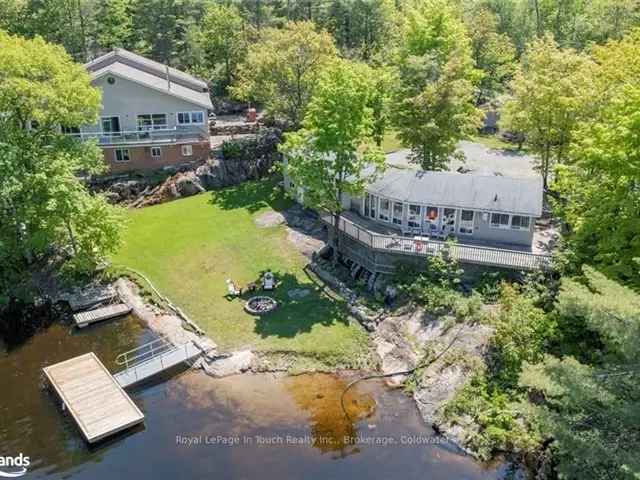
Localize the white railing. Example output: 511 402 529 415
320 212 553 271
67 126 208 146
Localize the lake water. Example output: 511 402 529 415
0 316 507 479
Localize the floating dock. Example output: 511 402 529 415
73 303 132 328
43 353 145 444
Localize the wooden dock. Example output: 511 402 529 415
43 353 145 444
113 341 203 388
73 303 132 328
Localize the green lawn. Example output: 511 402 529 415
112 179 369 368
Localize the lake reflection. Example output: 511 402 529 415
1 318 507 480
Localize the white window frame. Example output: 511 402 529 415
368 194 378 219
490 213 511 229
176 111 205 126
114 148 130 162
392 202 404 226
137 113 168 131
181 144 193 156
408 204 421 228
510 215 531 231
378 198 391 222
459 210 475 235
151 146 162 158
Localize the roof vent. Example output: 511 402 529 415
107 77 116 85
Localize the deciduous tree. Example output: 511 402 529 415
0 32 124 293
232 21 338 128
200 3 250 93
391 0 482 170
502 35 593 189
464 6 516 103
553 30 640 284
280 59 385 255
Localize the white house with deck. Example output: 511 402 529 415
67 48 213 173
284 161 551 271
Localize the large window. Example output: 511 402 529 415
408 204 421 228
443 208 456 228
177 111 205 125
114 148 130 162
425 206 439 232
392 202 403 225
379 199 390 222
511 215 530 231
137 114 167 131
459 210 474 235
61 125 80 135
490 213 510 229
369 194 377 219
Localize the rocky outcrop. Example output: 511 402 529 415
308 261 384 331
97 129 283 207
199 350 256 377
210 122 260 136
372 308 494 451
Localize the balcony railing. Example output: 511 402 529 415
67 127 208 146
320 212 553 272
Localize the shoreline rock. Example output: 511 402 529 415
372 308 494 454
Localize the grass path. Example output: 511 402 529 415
112 179 369 368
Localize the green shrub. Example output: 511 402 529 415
489 284 556 388
444 373 540 461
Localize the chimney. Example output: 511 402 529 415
166 64 171 91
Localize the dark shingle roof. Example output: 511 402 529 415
367 168 543 217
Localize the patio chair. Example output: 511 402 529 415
262 271 275 291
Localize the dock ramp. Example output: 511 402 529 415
113 336 204 388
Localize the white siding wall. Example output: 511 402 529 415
82 75 207 134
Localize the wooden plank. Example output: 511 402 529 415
43 352 144 444
74 304 132 328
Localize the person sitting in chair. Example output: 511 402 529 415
226 279 242 298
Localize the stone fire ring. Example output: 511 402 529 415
245 296 278 315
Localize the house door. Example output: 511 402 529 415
101 116 121 135
442 208 457 236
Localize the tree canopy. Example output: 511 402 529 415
502 35 593 188
0 31 123 296
232 21 338 128
520 267 640 479
391 0 482 170
280 58 385 250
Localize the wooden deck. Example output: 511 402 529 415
43 353 144 444
73 303 132 328
321 213 552 272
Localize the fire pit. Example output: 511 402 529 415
244 296 278 315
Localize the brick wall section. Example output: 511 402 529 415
103 141 210 173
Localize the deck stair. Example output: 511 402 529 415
112 336 207 388
367 272 378 292
73 303 132 328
